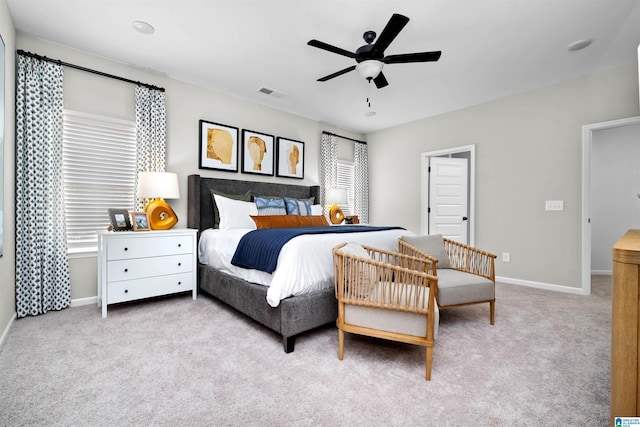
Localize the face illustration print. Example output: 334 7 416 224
287 143 299 175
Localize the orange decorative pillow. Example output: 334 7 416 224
251 215 328 229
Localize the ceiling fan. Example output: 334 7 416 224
307 13 441 89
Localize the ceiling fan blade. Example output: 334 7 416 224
317 65 356 82
373 13 410 53
373 72 389 89
383 51 442 64
307 39 356 59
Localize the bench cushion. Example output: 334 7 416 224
344 284 439 338
345 304 439 339
436 269 494 307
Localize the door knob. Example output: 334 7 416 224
462 217 468 221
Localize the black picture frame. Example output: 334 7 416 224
276 137 304 179
198 120 239 172
241 129 274 176
108 208 132 231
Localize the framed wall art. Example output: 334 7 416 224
276 137 304 179
199 120 239 172
241 129 274 176
131 212 150 231
108 208 132 231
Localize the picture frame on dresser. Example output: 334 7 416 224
276 137 304 179
241 129 274 176
198 120 239 172
108 208 131 231
131 212 150 231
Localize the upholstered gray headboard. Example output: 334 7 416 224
187 175 321 233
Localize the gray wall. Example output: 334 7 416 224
367 63 639 290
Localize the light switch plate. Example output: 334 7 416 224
545 200 564 211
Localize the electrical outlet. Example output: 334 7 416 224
502 252 510 262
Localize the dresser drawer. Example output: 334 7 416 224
107 254 193 282
107 235 193 260
107 273 194 304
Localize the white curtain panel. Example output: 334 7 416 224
134 86 167 210
15 55 71 318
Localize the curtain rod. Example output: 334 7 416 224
17 49 165 93
322 131 366 144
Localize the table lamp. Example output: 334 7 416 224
325 188 348 225
137 171 180 230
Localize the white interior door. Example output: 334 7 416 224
428 157 469 243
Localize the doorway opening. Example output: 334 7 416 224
421 144 475 246
582 116 640 295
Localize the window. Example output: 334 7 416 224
337 160 355 216
62 110 137 254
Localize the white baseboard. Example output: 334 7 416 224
591 270 612 276
71 296 97 307
496 276 587 295
0 313 17 350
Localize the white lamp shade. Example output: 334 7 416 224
356 60 384 80
325 188 347 205
137 172 180 199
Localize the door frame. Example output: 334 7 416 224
582 116 640 295
421 144 476 246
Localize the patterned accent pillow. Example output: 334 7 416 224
284 197 313 215
254 196 287 215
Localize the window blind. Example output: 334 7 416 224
336 160 355 216
62 110 137 253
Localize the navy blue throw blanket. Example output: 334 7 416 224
231 225 403 274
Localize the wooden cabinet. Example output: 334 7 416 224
97 228 198 317
611 229 640 424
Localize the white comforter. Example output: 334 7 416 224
198 227 411 307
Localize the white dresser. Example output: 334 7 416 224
97 228 198 317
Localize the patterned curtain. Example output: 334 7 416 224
134 86 167 210
320 132 337 214
354 142 369 224
15 55 70 318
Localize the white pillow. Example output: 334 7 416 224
340 242 371 259
214 194 258 230
311 204 323 215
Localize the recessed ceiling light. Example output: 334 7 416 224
132 20 155 35
567 39 592 52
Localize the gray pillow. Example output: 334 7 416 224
401 234 451 268
210 189 252 228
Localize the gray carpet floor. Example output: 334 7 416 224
0 278 611 426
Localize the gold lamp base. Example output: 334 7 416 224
329 204 345 225
145 198 178 230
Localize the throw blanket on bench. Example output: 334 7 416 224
231 225 404 273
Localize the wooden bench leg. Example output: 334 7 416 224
490 300 495 325
425 345 433 381
338 329 344 360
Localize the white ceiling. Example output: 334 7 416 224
7 0 640 134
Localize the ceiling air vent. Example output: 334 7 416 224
257 86 286 99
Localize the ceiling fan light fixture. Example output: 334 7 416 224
356 60 384 80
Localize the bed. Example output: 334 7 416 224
187 174 407 353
